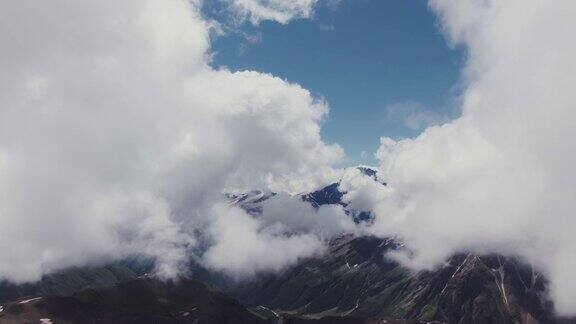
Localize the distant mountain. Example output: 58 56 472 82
301 166 379 209
229 166 380 215
231 166 380 223
226 190 276 215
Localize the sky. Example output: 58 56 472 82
207 0 465 165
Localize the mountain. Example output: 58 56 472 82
231 166 379 218
233 235 559 323
0 166 572 323
0 263 145 304
225 167 572 323
302 166 379 208
226 190 276 215
0 278 267 324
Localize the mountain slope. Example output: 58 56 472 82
0 278 267 324
0 263 144 304
234 235 558 323
225 169 570 323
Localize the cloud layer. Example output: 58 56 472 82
342 0 576 315
0 0 342 283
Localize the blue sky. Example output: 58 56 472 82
206 0 465 165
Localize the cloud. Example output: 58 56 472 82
259 193 357 237
0 0 343 283
383 100 450 132
343 0 576 315
201 203 326 279
202 192 358 278
340 168 389 213
221 0 318 24
6 0 575 318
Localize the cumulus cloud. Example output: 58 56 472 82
340 168 389 213
202 192 358 278
0 0 343 283
6 0 575 317
259 193 357 237
201 203 326 279
343 0 576 315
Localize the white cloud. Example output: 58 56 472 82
259 193 357 237
202 192 358 278
0 0 342 283
6 0 576 317
222 0 318 24
383 100 450 131
343 0 576 315
202 203 327 279
339 168 389 213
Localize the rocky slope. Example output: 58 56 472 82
0 278 267 324
233 235 561 323
0 263 143 304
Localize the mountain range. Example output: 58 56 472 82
0 167 572 323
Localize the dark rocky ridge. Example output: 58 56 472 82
0 263 143 304
0 278 267 324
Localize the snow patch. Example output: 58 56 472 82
18 297 41 304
